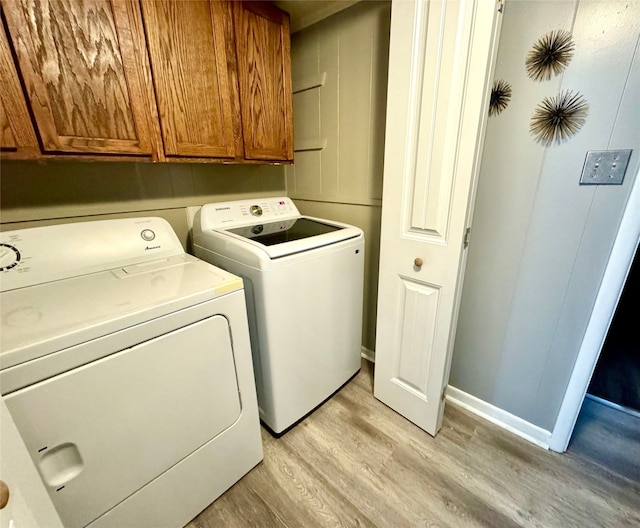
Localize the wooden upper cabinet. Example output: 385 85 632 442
2 0 161 157
233 1 293 162
140 0 242 159
0 103 16 149
1 0 293 163
0 17 39 155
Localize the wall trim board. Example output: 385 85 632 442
446 385 552 450
361 346 375 363
293 197 382 208
294 138 327 152
1 205 185 226
357 355 552 448
292 72 326 93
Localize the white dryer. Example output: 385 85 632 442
192 197 365 434
0 218 262 528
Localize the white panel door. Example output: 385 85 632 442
374 0 503 435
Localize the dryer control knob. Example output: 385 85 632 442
141 229 156 241
250 205 263 217
0 243 20 271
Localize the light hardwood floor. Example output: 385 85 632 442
186 361 640 528
569 396 640 483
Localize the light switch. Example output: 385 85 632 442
580 149 632 185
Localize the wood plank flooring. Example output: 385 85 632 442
186 361 640 528
568 396 640 483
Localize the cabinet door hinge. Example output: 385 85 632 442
463 227 471 249
498 1 505 13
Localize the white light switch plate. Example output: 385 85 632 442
580 149 632 185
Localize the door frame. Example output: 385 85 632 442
549 165 640 452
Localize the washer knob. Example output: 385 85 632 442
250 205 263 217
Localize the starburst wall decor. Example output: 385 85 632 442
530 90 589 145
489 79 512 117
526 30 575 82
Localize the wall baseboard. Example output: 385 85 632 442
446 386 552 450
361 347 375 363
357 355 551 449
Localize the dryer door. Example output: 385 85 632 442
4 315 240 528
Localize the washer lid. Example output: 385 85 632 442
0 255 242 370
228 217 342 245
220 216 361 259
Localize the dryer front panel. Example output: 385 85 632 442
4 315 240 528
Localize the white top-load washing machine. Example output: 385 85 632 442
0 218 262 528
192 197 365 434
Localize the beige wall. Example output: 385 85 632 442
0 161 285 248
286 1 391 354
449 0 640 431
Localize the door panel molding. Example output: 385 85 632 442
374 0 503 435
392 277 440 399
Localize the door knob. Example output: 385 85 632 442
414 257 423 268
0 480 9 509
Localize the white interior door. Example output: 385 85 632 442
374 0 503 435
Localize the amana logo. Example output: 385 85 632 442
145 245 161 251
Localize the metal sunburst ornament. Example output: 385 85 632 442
489 79 512 117
530 90 589 146
526 30 575 82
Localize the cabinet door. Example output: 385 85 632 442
2 0 160 157
234 1 293 161
141 0 242 159
0 18 39 156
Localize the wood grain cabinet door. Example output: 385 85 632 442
2 0 160 157
234 1 293 162
0 18 39 156
140 0 242 159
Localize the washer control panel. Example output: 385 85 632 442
0 218 183 292
199 197 299 230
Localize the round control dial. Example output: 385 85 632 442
0 243 21 271
250 205 263 217
140 229 156 241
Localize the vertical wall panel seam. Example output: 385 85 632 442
527 0 586 411
606 34 640 148
491 0 579 406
